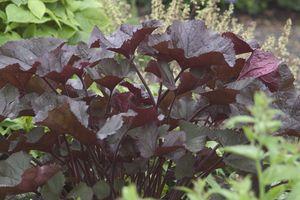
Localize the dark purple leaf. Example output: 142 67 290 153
87 58 132 91
176 72 202 95
139 20 235 69
171 93 206 120
0 85 33 121
174 153 195 179
179 121 207 153
201 89 238 105
0 64 35 91
260 64 295 91
238 49 281 81
0 38 64 71
195 148 225 172
129 124 159 158
0 152 60 195
34 96 97 144
145 59 161 79
131 107 158 128
209 58 245 86
89 20 161 58
97 110 136 140
222 32 255 54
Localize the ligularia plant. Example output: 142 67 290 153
0 19 299 199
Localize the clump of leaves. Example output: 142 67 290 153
0 19 298 199
174 92 300 200
0 0 130 45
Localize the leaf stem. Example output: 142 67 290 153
188 104 211 122
157 69 184 105
130 58 156 105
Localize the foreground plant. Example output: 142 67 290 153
0 19 299 199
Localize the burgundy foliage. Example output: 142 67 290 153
0 20 298 199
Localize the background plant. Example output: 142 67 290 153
0 0 131 45
141 0 300 14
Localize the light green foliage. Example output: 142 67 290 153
28 0 46 19
233 0 270 15
277 0 300 11
0 116 34 135
0 0 130 45
119 185 154 200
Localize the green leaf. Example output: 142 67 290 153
28 0 46 19
93 180 110 199
41 0 57 2
6 4 50 23
35 25 58 37
12 0 27 6
23 24 36 38
65 0 101 12
45 8 61 28
74 8 110 32
287 182 300 200
225 115 254 129
41 171 65 200
224 145 264 160
0 10 7 21
262 165 300 185
264 184 287 200
67 182 93 200
57 25 77 39
121 185 139 200
0 151 31 187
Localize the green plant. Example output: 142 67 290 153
233 0 270 15
277 0 300 11
0 19 298 199
0 0 131 45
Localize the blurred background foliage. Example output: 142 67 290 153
0 0 132 45
135 0 300 15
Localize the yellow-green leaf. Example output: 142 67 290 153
28 0 46 19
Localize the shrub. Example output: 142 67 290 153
277 0 300 11
146 0 300 14
233 0 270 15
0 0 130 45
0 19 298 199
